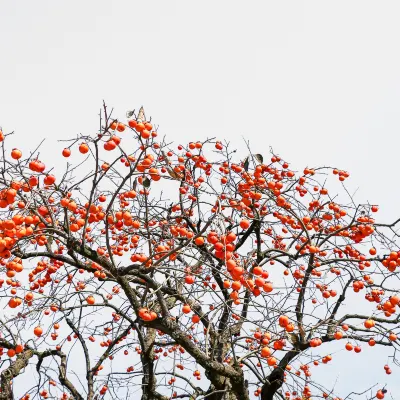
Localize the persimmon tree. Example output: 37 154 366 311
0 105 399 400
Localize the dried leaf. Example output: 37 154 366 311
253 154 263 164
243 156 249 172
126 110 135 118
143 177 151 188
137 106 146 123
132 178 138 191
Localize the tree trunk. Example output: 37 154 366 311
0 350 34 400
204 370 249 400
261 348 306 400
203 380 240 400
141 328 157 400
260 367 285 400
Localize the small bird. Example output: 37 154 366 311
286 332 299 347
160 150 183 180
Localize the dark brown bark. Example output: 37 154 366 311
260 367 285 400
203 378 244 400
141 328 157 400
0 350 34 400
261 348 304 400
204 365 249 400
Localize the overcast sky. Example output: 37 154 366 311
1 1 400 397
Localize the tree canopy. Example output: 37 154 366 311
0 105 398 400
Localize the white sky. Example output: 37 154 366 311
1 1 400 398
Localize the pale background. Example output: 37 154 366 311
1 1 400 398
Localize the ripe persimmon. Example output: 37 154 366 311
11 148 22 160
240 219 250 230
15 344 24 354
79 143 89 154
34 326 43 337
62 148 71 157
260 346 272 358
364 319 375 329
192 315 200 323
7 349 16 358
194 237 205 246
345 343 353 351
182 304 191 314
